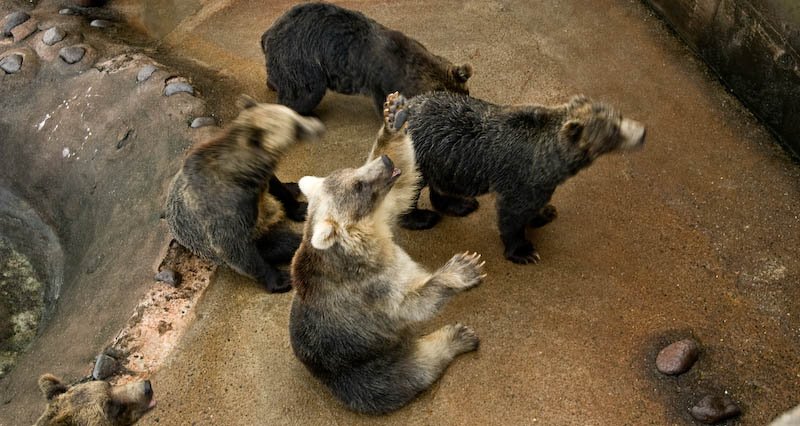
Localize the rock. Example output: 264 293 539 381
190 117 216 128
90 19 112 29
11 18 37 42
0 54 22 74
59 46 86 64
690 395 741 424
58 8 76 15
43 27 66 46
656 338 699 375
164 81 194 97
155 268 181 286
137 64 156 82
2 11 30 37
92 354 118 380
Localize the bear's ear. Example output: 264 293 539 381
299 176 324 198
236 94 260 110
561 120 584 144
310 220 336 250
452 64 473 83
38 374 68 400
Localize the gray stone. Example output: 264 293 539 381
656 338 700 375
2 11 30 37
90 19 112 29
155 268 181 286
43 27 66 46
190 117 216 128
0 54 22 74
164 81 194 97
59 46 86 64
690 395 741 424
92 354 118 380
137 64 157 82
58 8 76 15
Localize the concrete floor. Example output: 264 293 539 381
3 0 800 424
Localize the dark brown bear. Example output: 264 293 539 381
261 2 472 115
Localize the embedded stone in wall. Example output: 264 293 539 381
0 54 23 74
43 27 66 46
1 11 30 37
137 64 157 82
59 46 86 64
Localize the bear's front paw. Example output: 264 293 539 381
450 323 480 354
400 209 441 230
443 251 485 290
286 202 308 222
529 204 557 228
504 242 541 265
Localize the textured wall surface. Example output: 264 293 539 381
645 0 800 158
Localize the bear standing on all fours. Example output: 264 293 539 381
165 95 325 293
35 374 155 425
289 94 484 415
261 2 473 115
401 92 647 264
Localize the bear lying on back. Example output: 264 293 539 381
261 2 472 115
166 95 324 292
289 93 483 414
402 92 646 264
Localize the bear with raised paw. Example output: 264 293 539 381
289 93 483 414
261 3 472 115
402 92 646 264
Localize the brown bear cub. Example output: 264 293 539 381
166 96 325 293
401 93 647 264
261 3 473 115
36 374 155 425
290 93 484 414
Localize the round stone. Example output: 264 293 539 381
190 117 216 128
89 19 112 29
656 338 700 375
0 54 22 74
155 268 181 286
92 354 119 380
43 27 66 46
164 81 194 97
58 8 75 15
59 46 86 64
690 395 741 424
2 11 30 37
136 64 157 82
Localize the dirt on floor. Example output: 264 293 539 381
1 0 799 425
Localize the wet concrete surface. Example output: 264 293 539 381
2 0 799 425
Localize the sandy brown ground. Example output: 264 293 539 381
2 0 799 425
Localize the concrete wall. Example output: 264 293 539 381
644 0 800 158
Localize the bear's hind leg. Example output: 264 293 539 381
256 226 302 264
411 324 479 384
223 243 291 293
429 189 479 217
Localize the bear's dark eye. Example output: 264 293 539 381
354 180 364 192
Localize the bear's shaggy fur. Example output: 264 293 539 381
165 95 325 292
35 374 155 426
289 94 483 414
261 2 472 115
402 92 647 264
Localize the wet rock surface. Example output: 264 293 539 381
690 395 742 424
656 338 700 375
59 46 86 64
42 27 66 46
0 54 22 74
1 11 30 37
